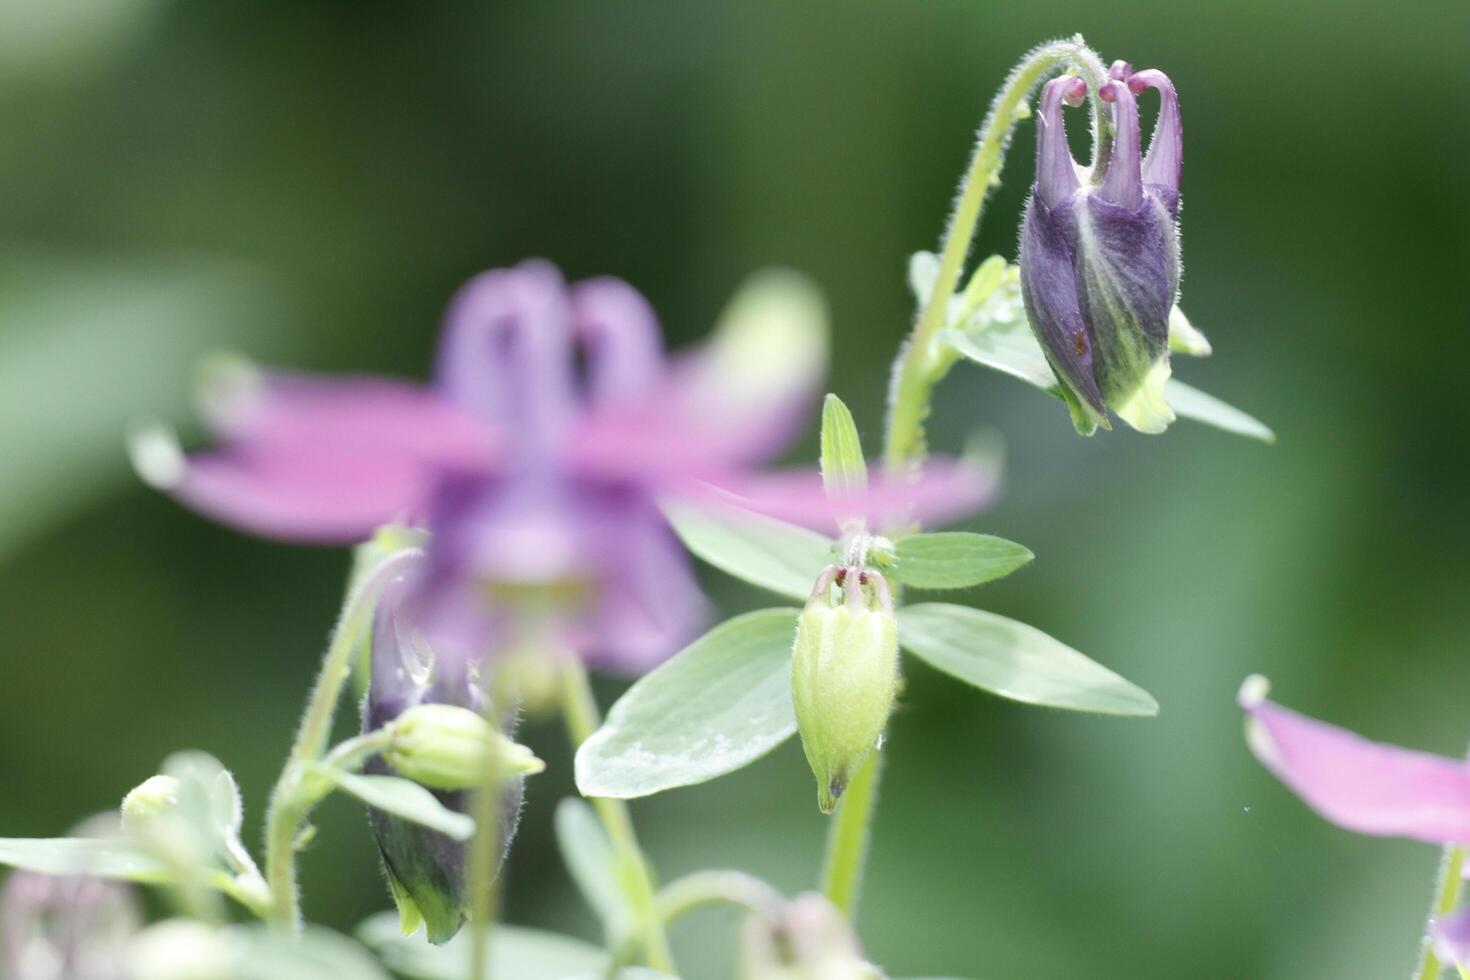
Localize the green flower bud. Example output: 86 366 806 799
792 566 898 814
385 704 544 791
120 774 181 833
738 892 883 980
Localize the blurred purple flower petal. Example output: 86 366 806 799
1434 905 1470 968
141 260 827 672
1239 676 1470 845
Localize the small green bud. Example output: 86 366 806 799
792 566 899 814
738 892 883 980
385 704 545 791
120 774 180 833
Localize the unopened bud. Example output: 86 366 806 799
738 892 882 980
791 566 898 814
125 920 237 980
120 775 180 834
385 704 544 791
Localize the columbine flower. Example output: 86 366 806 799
361 564 528 944
1238 676 1470 967
134 260 829 672
1019 62 1182 435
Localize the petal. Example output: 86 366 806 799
135 363 503 543
1019 194 1108 428
1034 76 1086 209
1130 69 1182 210
684 456 997 534
1434 905 1470 967
1240 677 1470 844
1097 80 1143 210
572 270 828 482
570 277 665 405
433 260 578 452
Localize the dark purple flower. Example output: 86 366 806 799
361 564 523 945
1019 63 1182 434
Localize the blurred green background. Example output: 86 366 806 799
2 1 1468 977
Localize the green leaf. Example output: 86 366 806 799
897 603 1158 716
359 913 607 980
891 532 1033 589
236 926 392 980
941 301 1272 443
1164 379 1275 444
664 499 833 601
0 837 166 879
820 393 867 514
554 798 627 934
576 609 801 799
312 767 474 841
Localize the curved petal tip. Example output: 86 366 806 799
128 421 187 490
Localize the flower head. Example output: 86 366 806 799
137 261 829 672
1019 63 1182 434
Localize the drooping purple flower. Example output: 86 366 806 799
1238 676 1470 844
138 261 993 672
1019 62 1182 435
1434 905 1470 970
361 562 524 945
0 864 139 980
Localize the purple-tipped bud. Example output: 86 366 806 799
1019 67 1183 434
361 572 524 944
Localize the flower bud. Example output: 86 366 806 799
738 892 882 980
124 920 237 980
361 571 526 944
791 566 898 814
385 704 544 791
119 775 180 834
1019 67 1183 435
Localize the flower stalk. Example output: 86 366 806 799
1416 844 1468 980
263 549 423 932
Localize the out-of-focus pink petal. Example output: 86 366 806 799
571 270 828 482
680 456 997 533
570 277 665 405
433 260 577 452
151 442 439 543
1239 677 1470 845
202 361 502 469
1434 905 1470 967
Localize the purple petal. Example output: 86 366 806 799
1097 80 1143 210
1035 76 1086 209
571 271 827 483
136 364 503 543
570 277 665 405
1130 69 1182 211
1434 905 1470 967
1240 677 1470 845
685 456 997 533
433 260 578 453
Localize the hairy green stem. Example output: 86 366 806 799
263 549 423 932
818 750 881 916
1415 844 1468 980
467 710 503 980
883 36 1110 475
561 662 676 973
656 870 785 924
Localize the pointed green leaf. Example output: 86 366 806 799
891 532 1033 590
1168 305 1213 356
897 603 1158 716
359 913 607 980
312 767 474 841
664 499 834 600
576 609 800 798
554 798 626 933
1164 379 1275 444
820 393 867 517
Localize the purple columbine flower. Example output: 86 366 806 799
135 261 838 672
1238 676 1470 967
0 867 139 980
1019 62 1182 435
361 562 524 945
